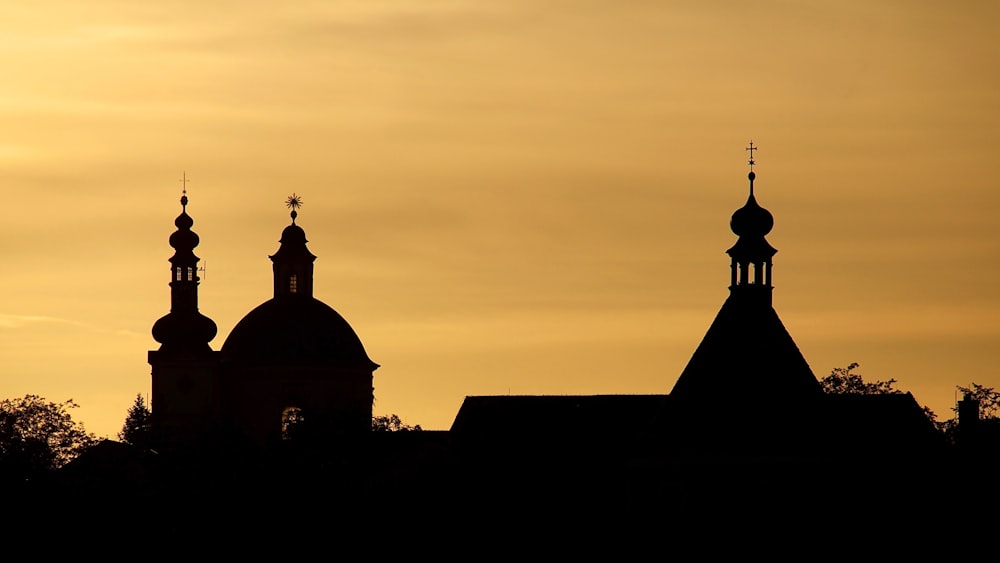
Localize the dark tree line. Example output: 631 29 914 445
372 413 422 432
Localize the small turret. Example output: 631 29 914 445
726 142 777 303
269 193 316 298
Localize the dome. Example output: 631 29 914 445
726 170 777 262
730 193 774 237
152 310 217 353
280 224 307 245
221 295 377 368
729 172 773 237
169 225 199 255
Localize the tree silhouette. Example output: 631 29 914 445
930 383 1000 444
819 363 902 395
0 395 97 482
118 394 152 448
821 363 944 430
821 365 1000 443
954 383 1000 420
372 414 422 432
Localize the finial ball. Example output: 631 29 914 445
748 171 756 182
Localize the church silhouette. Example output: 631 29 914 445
41 149 976 548
144 153 939 459
149 192 378 451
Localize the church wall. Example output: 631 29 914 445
148 351 224 450
223 364 373 448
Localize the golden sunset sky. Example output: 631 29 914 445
1 1 998 438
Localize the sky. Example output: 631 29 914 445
1 0 998 438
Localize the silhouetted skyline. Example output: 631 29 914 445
2 2 998 438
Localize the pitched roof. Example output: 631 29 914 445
450 394 667 437
824 392 946 453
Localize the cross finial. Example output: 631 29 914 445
746 141 760 172
745 141 757 171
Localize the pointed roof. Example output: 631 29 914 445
669 295 821 405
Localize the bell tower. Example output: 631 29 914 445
148 181 222 451
727 142 777 305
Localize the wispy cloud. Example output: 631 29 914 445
0 313 100 331
0 313 82 329
0 314 148 340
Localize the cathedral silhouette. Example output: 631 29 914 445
144 153 940 458
41 149 972 549
149 192 377 451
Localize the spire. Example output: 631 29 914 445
726 142 777 303
152 183 217 353
668 143 823 435
270 194 316 298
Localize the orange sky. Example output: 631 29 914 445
2 1 998 438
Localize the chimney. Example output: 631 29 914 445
957 392 980 448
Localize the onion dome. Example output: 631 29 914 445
167 194 200 264
152 190 217 354
152 310 218 353
730 171 774 238
727 165 777 263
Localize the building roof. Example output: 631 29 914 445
669 294 823 408
450 394 667 436
221 295 377 368
220 202 377 369
823 392 946 453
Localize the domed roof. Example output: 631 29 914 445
152 311 217 354
729 172 774 238
271 223 314 262
221 295 378 369
726 169 777 261
280 223 307 245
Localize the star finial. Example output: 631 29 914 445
285 193 303 223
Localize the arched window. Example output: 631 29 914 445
281 406 304 441
175 267 182 281
187 267 194 281
289 274 298 293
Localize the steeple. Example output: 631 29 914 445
151 186 217 354
669 143 822 420
726 141 777 305
270 193 316 298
